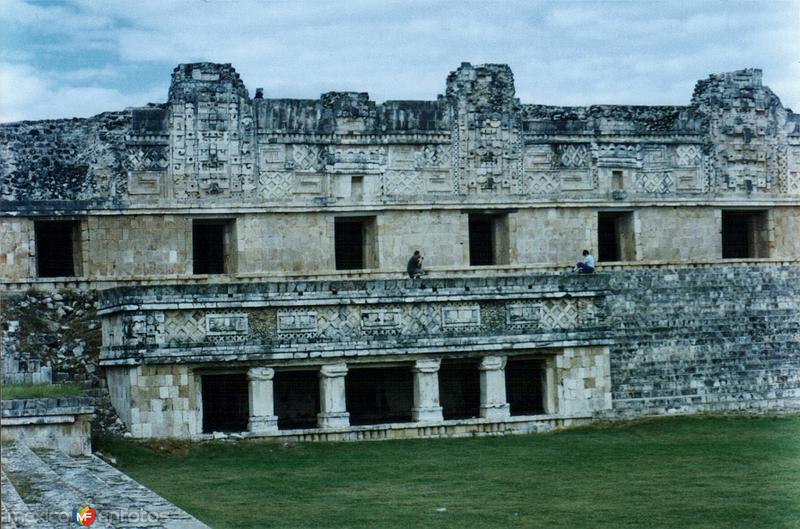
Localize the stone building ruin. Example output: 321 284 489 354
1 62 799 440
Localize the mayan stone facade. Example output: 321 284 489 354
1 63 798 440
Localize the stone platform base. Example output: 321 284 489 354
0 441 209 529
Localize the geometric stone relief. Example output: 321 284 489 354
560 170 594 191
540 299 579 329
785 147 800 194
383 170 423 196
165 311 205 345
128 172 163 195
676 144 703 167
634 172 673 194
506 302 542 331
415 145 451 169
556 144 590 168
259 171 294 199
528 172 560 195
126 145 169 171
277 310 318 335
361 308 402 333
206 313 248 342
292 145 327 171
441 304 481 328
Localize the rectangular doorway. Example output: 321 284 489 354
345 366 413 425
438 359 480 420
201 373 249 433
274 370 320 429
505 358 545 416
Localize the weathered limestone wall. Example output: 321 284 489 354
0 218 33 279
1 397 94 455
514 208 595 264
237 213 332 273
378 210 468 268
637 207 720 261
86 215 191 277
773 206 800 259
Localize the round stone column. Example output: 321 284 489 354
479 355 510 420
248 367 278 434
412 358 444 423
317 363 350 429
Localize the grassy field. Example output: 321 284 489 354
0 383 84 399
96 415 800 529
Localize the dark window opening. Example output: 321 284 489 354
334 217 376 270
438 359 480 420
505 358 545 416
722 210 769 259
346 366 413 425
35 220 81 277
597 211 634 262
201 373 249 433
468 213 509 266
193 220 233 274
274 370 320 429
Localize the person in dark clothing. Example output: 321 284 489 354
407 250 425 278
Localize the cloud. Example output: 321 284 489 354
1 0 798 120
0 62 164 122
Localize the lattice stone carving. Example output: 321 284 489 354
540 299 578 329
317 307 362 341
415 145 451 168
557 144 590 168
676 145 703 167
165 311 205 344
635 172 673 194
259 171 294 199
528 171 560 194
293 145 326 171
126 146 169 171
383 170 423 196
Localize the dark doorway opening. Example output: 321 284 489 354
468 214 494 266
722 210 768 258
201 373 249 433
438 359 480 420
274 370 320 429
193 220 232 274
334 218 364 270
597 211 634 262
34 220 80 277
334 216 377 270
346 366 413 425
505 358 545 416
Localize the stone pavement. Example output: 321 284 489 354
1 441 209 528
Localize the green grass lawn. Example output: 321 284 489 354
96 415 800 529
0 383 84 399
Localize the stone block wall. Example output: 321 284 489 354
605 265 800 416
106 365 198 438
556 346 612 416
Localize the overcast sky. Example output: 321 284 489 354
1 0 798 123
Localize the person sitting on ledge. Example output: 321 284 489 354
407 250 425 279
574 249 595 273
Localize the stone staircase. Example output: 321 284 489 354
0 441 209 529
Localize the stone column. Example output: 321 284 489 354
480 355 510 420
248 367 278 434
318 363 349 429
412 358 444 423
